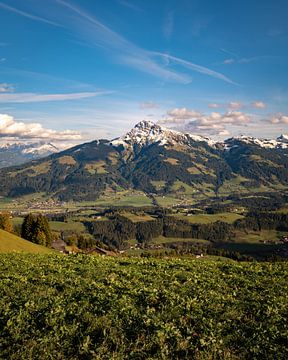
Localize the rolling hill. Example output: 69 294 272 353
0 121 287 201
0 229 53 253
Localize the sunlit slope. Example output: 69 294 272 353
0 229 53 254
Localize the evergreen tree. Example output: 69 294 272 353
21 214 36 241
21 214 52 247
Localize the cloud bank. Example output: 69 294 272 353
0 114 82 140
160 107 252 135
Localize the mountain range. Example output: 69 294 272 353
0 142 60 168
0 120 287 201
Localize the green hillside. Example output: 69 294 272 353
0 230 53 254
0 254 287 359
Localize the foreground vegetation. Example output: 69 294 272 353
0 254 287 359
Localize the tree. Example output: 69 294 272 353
21 214 35 241
0 212 13 233
21 213 52 247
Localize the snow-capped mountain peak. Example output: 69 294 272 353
111 120 215 148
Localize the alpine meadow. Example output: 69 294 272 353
0 0 288 359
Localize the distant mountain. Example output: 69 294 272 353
0 121 287 200
0 142 60 168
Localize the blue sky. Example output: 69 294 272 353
0 0 287 145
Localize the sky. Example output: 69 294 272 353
0 0 288 146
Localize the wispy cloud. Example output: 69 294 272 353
117 0 143 12
0 1 234 85
163 10 174 40
0 91 111 103
0 1 61 27
0 113 82 140
11 0 233 85
154 52 236 85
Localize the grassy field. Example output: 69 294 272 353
121 212 155 222
12 217 87 233
74 191 153 208
0 254 287 359
49 221 86 232
0 230 53 254
171 212 244 224
234 229 287 243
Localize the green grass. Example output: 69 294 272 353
0 254 287 359
12 218 87 233
0 230 53 254
49 221 86 232
154 195 179 207
171 212 244 224
75 191 153 208
234 229 287 243
121 212 155 222
151 180 166 190
12 217 24 227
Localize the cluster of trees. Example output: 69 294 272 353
21 214 52 247
0 212 13 233
234 212 288 231
85 214 235 249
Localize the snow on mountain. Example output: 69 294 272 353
0 141 61 168
277 134 288 143
111 120 215 148
0 141 60 156
223 135 288 150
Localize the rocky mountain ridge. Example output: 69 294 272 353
0 120 287 200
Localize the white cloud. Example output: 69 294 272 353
162 108 252 135
270 114 288 125
0 83 14 93
228 101 243 109
0 91 110 103
251 101 266 109
165 108 202 121
208 103 222 109
0 114 82 140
